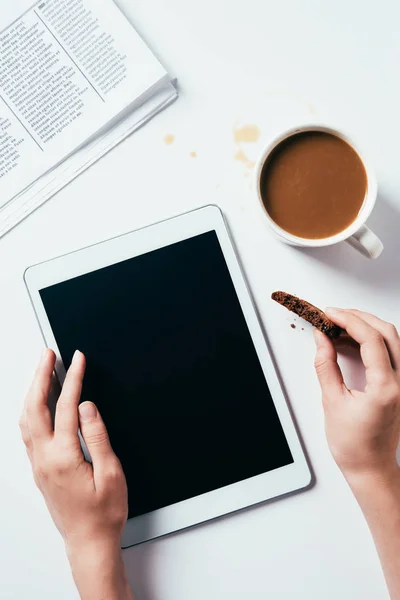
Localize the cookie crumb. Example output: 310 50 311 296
190 151 197 158
290 324 296 329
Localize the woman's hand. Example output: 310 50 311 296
314 308 400 600
20 349 132 600
314 308 400 485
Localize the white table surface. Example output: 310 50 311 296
2 0 400 598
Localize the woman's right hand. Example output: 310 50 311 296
314 308 400 600
313 308 400 486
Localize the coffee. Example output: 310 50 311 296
260 132 367 239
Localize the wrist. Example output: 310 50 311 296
66 535 121 563
345 466 400 506
66 538 132 600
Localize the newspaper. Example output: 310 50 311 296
0 0 177 235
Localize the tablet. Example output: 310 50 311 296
25 205 311 547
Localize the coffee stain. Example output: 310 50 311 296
233 124 260 144
234 148 255 169
233 123 259 182
190 151 197 158
164 134 175 145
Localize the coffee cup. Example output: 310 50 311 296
254 125 383 259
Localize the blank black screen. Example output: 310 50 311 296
40 231 293 518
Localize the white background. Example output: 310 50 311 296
1 0 399 598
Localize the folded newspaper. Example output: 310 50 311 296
0 0 178 237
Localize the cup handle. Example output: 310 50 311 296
346 224 383 259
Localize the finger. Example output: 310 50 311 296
20 386 33 458
19 411 32 451
25 349 56 443
20 374 35 449
334 333 360 351
345 310 400 371
55 351 86 440
26 445 34 465
325 309 394 386
314 330 346 401
79 402 115 469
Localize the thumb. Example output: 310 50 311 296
314 330 345 399
79 402 114 464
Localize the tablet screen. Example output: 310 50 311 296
40 231 293 518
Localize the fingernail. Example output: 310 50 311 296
79 402 97 422
41 348 49 363
72 350 81 363
325 307 341 316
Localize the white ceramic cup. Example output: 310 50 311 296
254 125 383 259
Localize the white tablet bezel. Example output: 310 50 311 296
25 205 312 547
